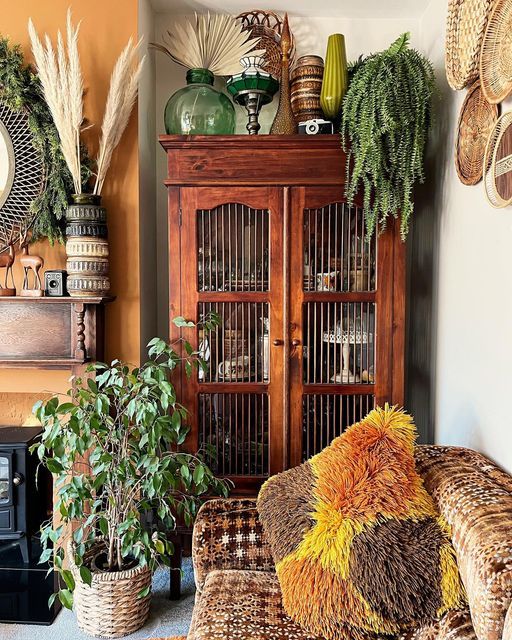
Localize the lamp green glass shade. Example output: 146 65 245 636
164 68 235 135
320 34 348 121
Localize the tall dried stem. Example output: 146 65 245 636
28 9 84 194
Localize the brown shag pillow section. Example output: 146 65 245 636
257 405 467 640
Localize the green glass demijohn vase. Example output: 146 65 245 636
320 34 348 122
165 68 236 135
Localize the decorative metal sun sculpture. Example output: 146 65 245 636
0 102 45 253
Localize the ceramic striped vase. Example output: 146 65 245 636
65 194 110 297
320 34 348 122
291 55 325 123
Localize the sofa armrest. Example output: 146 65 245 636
416 445 512 640
192 498 275 592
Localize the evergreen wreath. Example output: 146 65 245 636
0 37 89 244
341 33 435 240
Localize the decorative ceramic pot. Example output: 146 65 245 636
65 194 110 297
320 34 348 121
165 68 236 135
291 55 324 123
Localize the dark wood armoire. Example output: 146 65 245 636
160 134 405 495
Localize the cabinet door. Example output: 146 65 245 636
288 187 397 467
178 187 285 493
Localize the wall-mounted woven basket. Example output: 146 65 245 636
455 80 499 185
480 0 512 103
445 0 494 90
483 111 512 207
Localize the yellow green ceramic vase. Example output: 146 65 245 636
320 34 348 121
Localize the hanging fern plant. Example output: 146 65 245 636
0 37 90 244
341 33 435 240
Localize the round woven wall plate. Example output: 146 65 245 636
455 80 499 185
445 0 494 90
237 10 295 78
480 0 512 103
483 111 512 207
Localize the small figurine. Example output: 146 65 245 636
0 226 16 296
270 13 297 135
19 227 44 297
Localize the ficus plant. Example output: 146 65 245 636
31 314 229 610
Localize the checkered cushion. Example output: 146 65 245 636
192 498 274 593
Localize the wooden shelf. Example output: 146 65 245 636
0 296 113 369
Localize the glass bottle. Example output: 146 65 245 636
164 68 236 135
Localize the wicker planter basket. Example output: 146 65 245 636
69 541 152 638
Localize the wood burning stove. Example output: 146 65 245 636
0 427 51 564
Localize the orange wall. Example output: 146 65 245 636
0 0 140 422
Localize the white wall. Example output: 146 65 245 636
419 0 512 472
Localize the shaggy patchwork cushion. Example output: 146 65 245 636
257 405 467 640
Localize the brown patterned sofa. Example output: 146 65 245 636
187 446 512 640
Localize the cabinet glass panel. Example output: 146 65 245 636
197 204 270 292
199 393 269 476
303 302 375 384
199 302 269 383
303 203 376 292
0 456 9 504
302 394 375 460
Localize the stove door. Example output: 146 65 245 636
0 453 12 508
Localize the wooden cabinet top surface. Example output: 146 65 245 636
159 134 348 187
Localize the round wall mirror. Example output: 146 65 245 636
0 120 15 209
0 102 45 251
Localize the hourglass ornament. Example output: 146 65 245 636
227 56 279 134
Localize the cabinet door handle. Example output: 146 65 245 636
291 339 301 347
273 339 284 346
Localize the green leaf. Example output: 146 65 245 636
98 518 109 537
61 569 75 592
137 585 151 598
46 459 64 474
154 539 165 555
59 589 74 610
79 565 93 587
172 316 195 328
193 465 205 485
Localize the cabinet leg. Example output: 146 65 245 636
169 536 182 600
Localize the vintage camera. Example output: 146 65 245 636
298 119 334 135
44 270 67 297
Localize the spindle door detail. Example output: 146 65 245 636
289 187 395 467
179 187 285 493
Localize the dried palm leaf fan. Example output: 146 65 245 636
237 10 296 78
151 13 263 75
480 0 512 103
455 80 499 185
483 111 512 207
445 0 494 90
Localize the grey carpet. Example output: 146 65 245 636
0 557 194 640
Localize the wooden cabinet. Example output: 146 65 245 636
160 135 405 494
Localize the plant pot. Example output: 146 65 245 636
65 195 110 297
69 540 151 638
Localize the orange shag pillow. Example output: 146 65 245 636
257 405 466 640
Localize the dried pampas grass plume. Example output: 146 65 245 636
94 39 145 195
151 12 263 76
29 9 84 194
